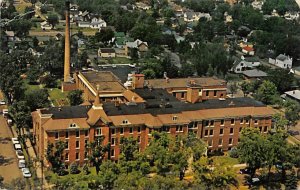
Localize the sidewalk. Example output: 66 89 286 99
11 127 50 189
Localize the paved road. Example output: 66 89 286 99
0 116 22 183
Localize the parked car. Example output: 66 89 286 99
21 168 31 178
16 150 25 159
11 137 19 145
2 109 8 116
14 143 22 150
246 177 260 187
18 160 26 168
0 100 6 105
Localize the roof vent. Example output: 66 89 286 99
228 101 235 106
219 98 226 101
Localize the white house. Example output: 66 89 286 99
269 54 293 69
284 12 299 21
231 56 261 73
183 11 211 22
40 21 52 30
90 17 107 29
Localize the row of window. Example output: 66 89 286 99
208 138 234 147
64 139 89 150
174 90 219 99
204 118 264 127
111 136 141 146
65 151 88 161
204 126 268 137
55 130 89 140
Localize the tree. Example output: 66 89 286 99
83 163 90 175
228 82 238 97
67 90 83 106
47 13 59 29
267 68 295 93
255 80 278 105
237 128 267 178
27 64 41 84
87 136 110 174
129 48 139 61
141 69 156 79
46 141 67 174
284 99 300 126
94 28 114 44
25 89 50 111
78 50 89 68
70 162 80 174
0 175 3 187
285 171 298 190
97 161 120 189
240 81 251 97
6 177 26 190
9 101 32 135
9 19 32 37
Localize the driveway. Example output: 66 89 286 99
0 116 22 183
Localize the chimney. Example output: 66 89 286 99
93 85 102 107
132 74 145 89
293 90 295 94
64 1 71 83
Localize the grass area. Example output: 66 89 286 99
211 155 240 166
111 57 133 65
15 1 31 13
287 135 300 145
48 88 69 106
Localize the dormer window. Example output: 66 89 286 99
69 123 77 128
172 116 178 121
122 120 129 124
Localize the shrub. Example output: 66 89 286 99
70 162 80 174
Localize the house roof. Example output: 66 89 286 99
276 54 288 61
244 56 259 62
99 48 115 53
42 118 90 131
126 39 148 48
243 46 254 52
284 90 300 100
5 31 14 37
114 32 126 38
242 69 267 78
39 106 91 119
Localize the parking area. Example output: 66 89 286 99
0 115 22 183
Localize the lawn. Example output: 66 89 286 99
211 155 240 166
48 88 69 107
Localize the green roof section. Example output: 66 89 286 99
114 32 125 38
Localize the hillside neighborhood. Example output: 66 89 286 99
0 0 300 189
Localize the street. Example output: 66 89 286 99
0 116 22 183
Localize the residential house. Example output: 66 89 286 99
251 1 264 10
40 21 52 30
135 2 151 10
4 31 15 41
113 32 134 49
269 54 293 69
98 48 116 58
125 39 148 57
242 69 267 80
32 72 275 166
183 11 211 22
282 90 300 103
284 11 299 21
90 17 107 29
231 56 260 73
242 46 255 55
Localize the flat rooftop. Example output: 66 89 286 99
146 77 226 89
97 65 140 83
103 88 265 116
80 71 126 92
40 106 91 119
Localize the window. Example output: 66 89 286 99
254 119 258 124
245 119 249 124
85 130 89 137
111 149 115 157
65 131 69 139
218 139 223 146
138 126 141 133
111 138 115 146
239 127 242 132
210 120 214 126
129 127 133 134
181 92 185 98
65 153 69 161
259 126 262 132
172 116 178 121
76 130 80 138
66 141 69 149
76 140 80 149
76 152 79 160
138 136 141 143
122 120 128 124
204 130 208 136
208 139 213 147
206 90 209 96
240 118 244 124
209 129 214 136
204 120 209 127
264 126 268 132
55 132 59 140
96 128 102 136
220 128 224 135
176 126 183 132
111 128 116 135
84 152 88 160
120 128 124 135
230 128 234 134
163 126 170 133
229 138 233 145
220 119 225 126
231 119 235 125
214 90 217 97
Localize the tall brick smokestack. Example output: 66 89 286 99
64 0 71 82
